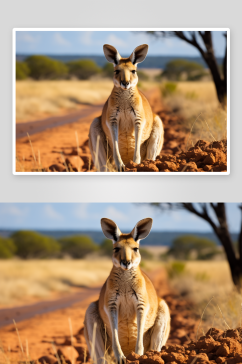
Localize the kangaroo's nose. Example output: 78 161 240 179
121 81 130 87
121 260 131 267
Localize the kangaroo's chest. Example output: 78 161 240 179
116 97 136 133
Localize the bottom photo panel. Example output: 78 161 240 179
0 203 242 364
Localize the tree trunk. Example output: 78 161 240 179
202 52 227 105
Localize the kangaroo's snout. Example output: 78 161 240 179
120 259 131 270
121 80 130 90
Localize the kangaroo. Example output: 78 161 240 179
84 218 170 364
88 44 164 171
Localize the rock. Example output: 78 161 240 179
127 352 140 361
63 337 77 346
57 346 79 363
37 355 57 364
216 344 230 357
65 156 84 172
48 163 66 172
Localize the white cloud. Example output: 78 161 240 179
103 206 127 222
105 34 126 49
43 204 63 220
79 31 94 46
0 204 24 217
17 31 39 43
74 204 89 219
53 32 70 47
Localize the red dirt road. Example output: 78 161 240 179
0 268 197 363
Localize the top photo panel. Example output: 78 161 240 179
14 29 229 174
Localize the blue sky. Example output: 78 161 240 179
15 30 226 57
0 203 240 232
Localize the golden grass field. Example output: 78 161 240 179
16 79 114 122
0 258 164 306
167 260 242 330
161 81 227 145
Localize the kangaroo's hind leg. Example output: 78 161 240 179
146 114 164 160
149 298 170 351
89 116 110 172
84 300 108 364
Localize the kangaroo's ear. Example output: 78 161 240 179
103 44 121 66
131 218 153 242
129 44 149 65
101 218 121 243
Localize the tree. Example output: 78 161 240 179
167 235 219 260
16 61 30 80
0 237 16 258
25 55 68 80
11 231 60 258
162 59 205 81
67 60 101 80
148 31 227 104
152 203 242 289
59 235 98 258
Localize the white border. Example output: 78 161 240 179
13 28 230 176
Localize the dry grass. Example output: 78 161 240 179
0 258 161 306
16 79 114 122
16 79 157 122
0 258 113 306
161 81 227 148
167 260 242 331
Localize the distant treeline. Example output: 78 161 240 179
0 229 238 246
16 55 216 81
16 54 223 69
0 230 239 261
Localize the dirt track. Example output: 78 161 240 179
0 268 197 363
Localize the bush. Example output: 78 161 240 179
67 59 101 80
11 231 60 258
167 235 219 260
16 61 30 80
140 248 153 260
162 59 204 81
161 82 177 97
102 63 114 78
25 55 68 80
166 261 186 278
100 239 113 256
59 235 98 258
0 237 16 258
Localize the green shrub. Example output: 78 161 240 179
167 235 219 260
166 261 186 278
161 82 177 97
25 55 68 80
100 239 113 256
140 248 153 260
67 59 101 80
102 63 114 78
11 231 60 258
0 237 16 258
59 235 98 258
162 59 204 81
16 61 30 80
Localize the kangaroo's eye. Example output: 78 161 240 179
114 70 120 74
114 247 120 253
133 248 139 252
131 70 136 74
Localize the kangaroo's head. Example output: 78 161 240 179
101 217 153 270
103 44 149 90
